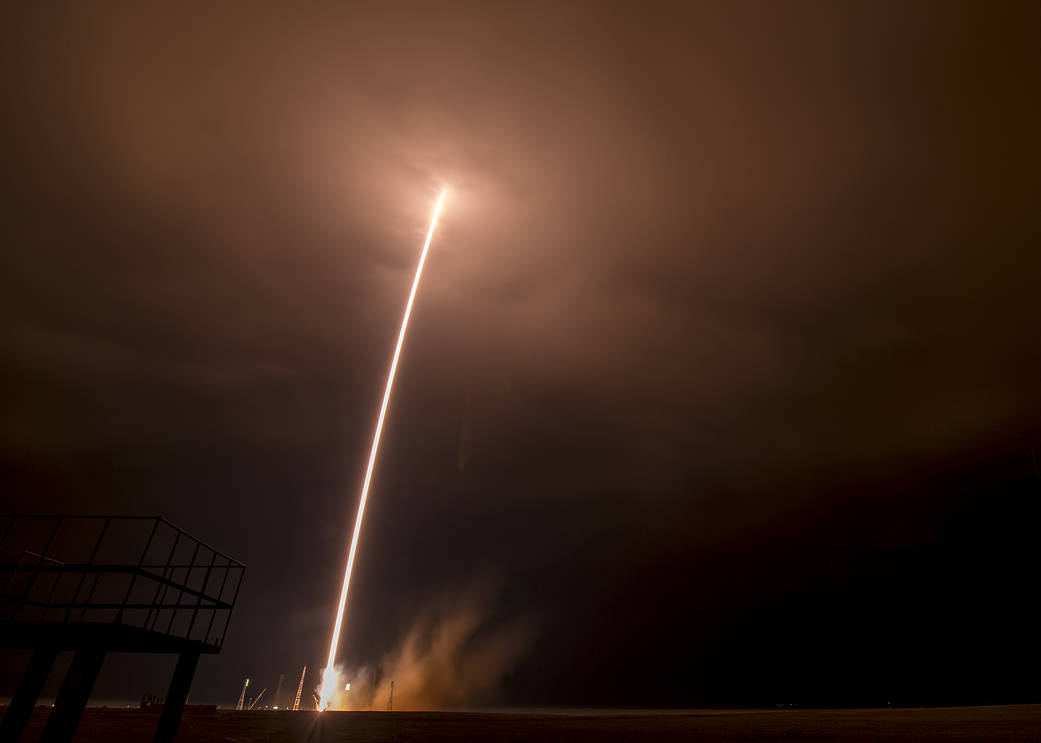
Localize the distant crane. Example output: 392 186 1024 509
235 677 250 712
292 666 307 711
248 689 267 710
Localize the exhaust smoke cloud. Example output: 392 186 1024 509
324 583 535 710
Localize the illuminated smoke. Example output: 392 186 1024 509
319 189 447 711
324 581 535 711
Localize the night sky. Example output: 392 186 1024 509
2 1 1040 708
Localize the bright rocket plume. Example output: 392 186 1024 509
319 189 447 711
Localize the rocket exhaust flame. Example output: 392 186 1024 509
319 189 447 711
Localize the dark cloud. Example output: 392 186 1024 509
2 1 1040 706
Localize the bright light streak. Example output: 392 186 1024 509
319 189 447 711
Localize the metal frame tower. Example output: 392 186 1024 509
292 666 307 711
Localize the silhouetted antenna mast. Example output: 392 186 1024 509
386 680 394 712
293 666 307 711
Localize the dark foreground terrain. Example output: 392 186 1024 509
7 705 1041 742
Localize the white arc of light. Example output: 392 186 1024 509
319 189 447 710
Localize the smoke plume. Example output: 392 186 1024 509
326 582 534 710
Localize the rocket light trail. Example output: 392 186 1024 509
318 189 447 711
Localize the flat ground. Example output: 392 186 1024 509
8 705 1041 742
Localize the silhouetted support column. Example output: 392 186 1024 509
39 648 106 743
153 651 200 743
0 647 58 743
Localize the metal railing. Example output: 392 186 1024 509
0 515 244 650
